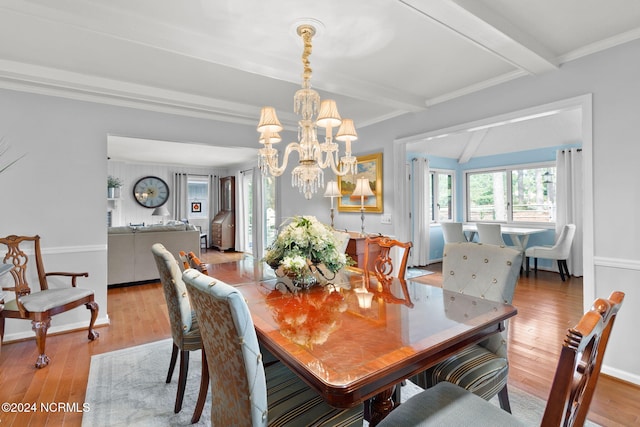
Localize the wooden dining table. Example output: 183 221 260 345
205 257 517 425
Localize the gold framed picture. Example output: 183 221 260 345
337 152 383 213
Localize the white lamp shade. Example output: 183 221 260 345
152 205 170 217
259 132 282 144
316 99 342 129
335 118 358 142
257 106 283 133
351 178 374 197
324 181 341 198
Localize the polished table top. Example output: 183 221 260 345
206 258 517 413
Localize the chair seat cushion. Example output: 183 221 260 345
418 344 508 400
378 381 524 426
266 362 363 426
4 288 93 313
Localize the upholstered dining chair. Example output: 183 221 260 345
525 223 576 281
362 235 412 281
0 235 99 368
151 243 207 424
332 229 351 254
182 268 364 426
411 242 522 412
379 291 624 427
441 222 468 243
476 223 506 245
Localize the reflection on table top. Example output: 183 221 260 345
205 259 517 408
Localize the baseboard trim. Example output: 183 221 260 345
2 315 110 343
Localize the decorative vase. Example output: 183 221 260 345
290 271 318 289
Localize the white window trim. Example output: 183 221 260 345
463 161 556 227
430 168 456 224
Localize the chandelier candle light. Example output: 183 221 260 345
323 180 341 228
352 178 374 235
257 23 358 199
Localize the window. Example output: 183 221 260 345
263 176 277 249
466 164 556 224
187 176 209 220
429 170 454 222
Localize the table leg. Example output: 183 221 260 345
369 386 396 426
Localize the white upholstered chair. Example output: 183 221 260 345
182 268 363 426
525 224 576 281
441 222 468 243
476 223 506 245
411 242 522 412
379 291 624 427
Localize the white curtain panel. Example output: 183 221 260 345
252 168 265 259
410 158 430 267
555 149 583 277
172 172 188 221
235 170 249 253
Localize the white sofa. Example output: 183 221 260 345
108 222 201 286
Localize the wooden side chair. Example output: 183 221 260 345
178 251 190 271
182 268 364 426
151 243 208 423
362 235 412 281
379 291 625 427
0 235 99 368
411 242 522 412
187 251 208 274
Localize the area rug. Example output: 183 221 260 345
405 267 434 279
83 339 598 427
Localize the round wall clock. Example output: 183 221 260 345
133 176 170 208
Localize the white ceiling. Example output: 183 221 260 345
1 0 639 164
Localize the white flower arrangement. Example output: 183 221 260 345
263 215 351 277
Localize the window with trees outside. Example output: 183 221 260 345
466 164 556 224
187 176 209 219
429 170 454 222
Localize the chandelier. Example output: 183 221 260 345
257 23 358 199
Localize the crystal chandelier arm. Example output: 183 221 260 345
264 142 303 176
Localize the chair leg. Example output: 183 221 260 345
525 257 530 277
559 260 570 281
175 350 189 413
557 260 566 281
32 318 52 368
167 343 179 383
534 258 538 274
85 301 100 340
191 349 209 424
497 385 512 414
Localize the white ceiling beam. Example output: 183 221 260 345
458 128 488 164
399 0 558 74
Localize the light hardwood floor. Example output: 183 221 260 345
0 250 638 426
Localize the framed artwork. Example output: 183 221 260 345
337 152 383 213
191 202 202 213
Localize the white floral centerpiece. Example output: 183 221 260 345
263 216 351 286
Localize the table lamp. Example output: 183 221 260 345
351 178 374 235
323 181 341 228
151 205 170 224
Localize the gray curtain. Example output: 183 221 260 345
172 173 188 221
